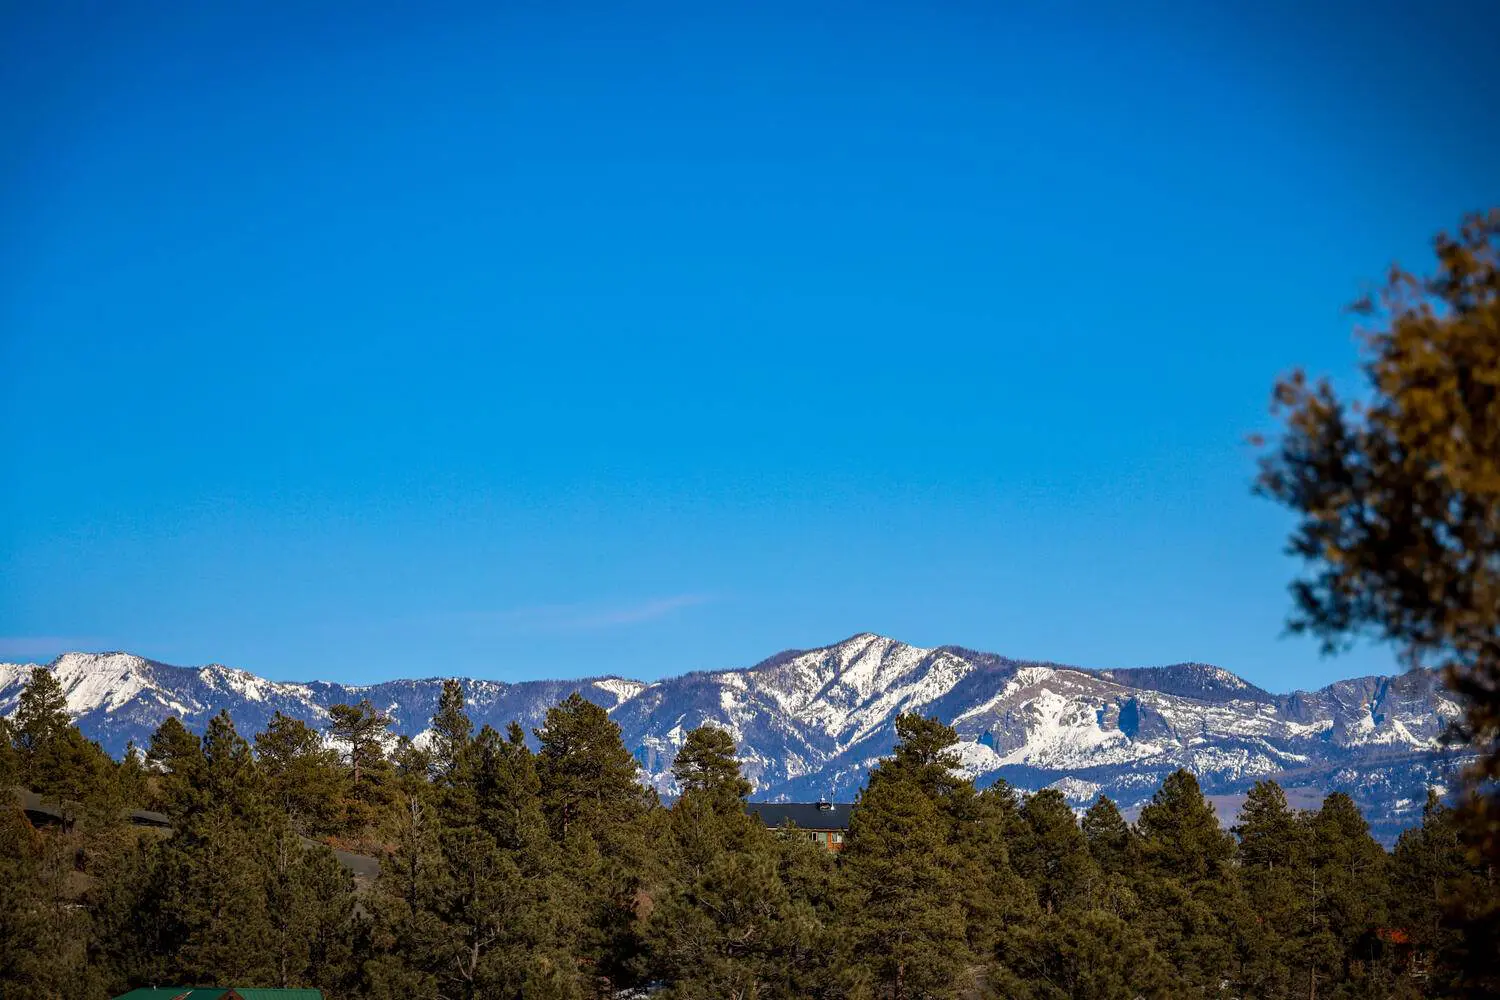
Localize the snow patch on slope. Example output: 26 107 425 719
52 653 157 714
997 689 1140 767
592 678 647 705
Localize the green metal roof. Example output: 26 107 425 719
111 990 324 999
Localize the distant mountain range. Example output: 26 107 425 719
0 633 1473 844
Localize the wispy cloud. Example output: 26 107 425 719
0 636 107 660
409 594 715 636
563 594 714 629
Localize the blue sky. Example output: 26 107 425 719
2 2 1495 688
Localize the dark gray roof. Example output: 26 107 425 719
748 801 853 831
13 788 169 828
11 787 377 884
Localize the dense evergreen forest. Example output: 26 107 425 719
2 665 1496 1000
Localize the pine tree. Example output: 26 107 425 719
328 698 397 834
767 827 844 999
648 840 791 999
328 698 394 790
1136 769 1235 882
1253 209 1500 990
363 781 446 999
535 693 655 993
535 692 651 843
1391 789 1500 999
0 804 107 998
671 724 752 801
994 908 1178 1000
956 780 1036 961
976 779 1029 843
31 726 121 831
867 712 974 816
146 716 206 816
86 830 174 993
12 666 111 820
255 711 344 835
473 722 548 855
430 678 474 786
266 828 358 992
1081 794 1132 876
151 711 280 985
117 739 149 809
157 804 278 985
1390 789 1475 991
202 710 266 818
648 727 797 999
1012 789 1100 914
0 717 18 788
13 666 70 777
1236 780 1304 873
840 777 970 999
430 823 534 999
1300 792 1394 997
367 705 585 1000
1132 770 1246 995
1234 781 1310 999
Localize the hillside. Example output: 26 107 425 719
0 633 1471 842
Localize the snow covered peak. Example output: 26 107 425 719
738 634 977 743
822 633 933 693
48 652 158 714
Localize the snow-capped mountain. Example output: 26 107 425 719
0 634 1471 843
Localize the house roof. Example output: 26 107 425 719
748 802 854 831
111 990 324 999
14 788 170 828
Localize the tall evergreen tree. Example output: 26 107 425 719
1136 770 1235 882
671 724 752 801
255 711 343 835
994 908 1178 1000
364 776 446 999
1081 794 1132 876
328 698 394 790
1391 790 1472 989
0 804 108 998
1254 209 1500 987
648 726 809 999
329 698 397 834
841 777 970 999
368 706 583 1000
867 713 973 815
10 665 116 824
30 726 120 831
1234 781 1310 999
430 678 474 786
957 780 1036 960
266 828 359 992
0 717 18 788
1300 792 1395 997
1392 788 1500 998
535 692 654 993
117 739 149 809
12 666 70 777
1133 770 1246 995
473 722 548 855
1014 789 1100 914
146 716 206 816
535 692 651 842
146 712 278 985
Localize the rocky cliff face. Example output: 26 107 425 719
1 633 1470 843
